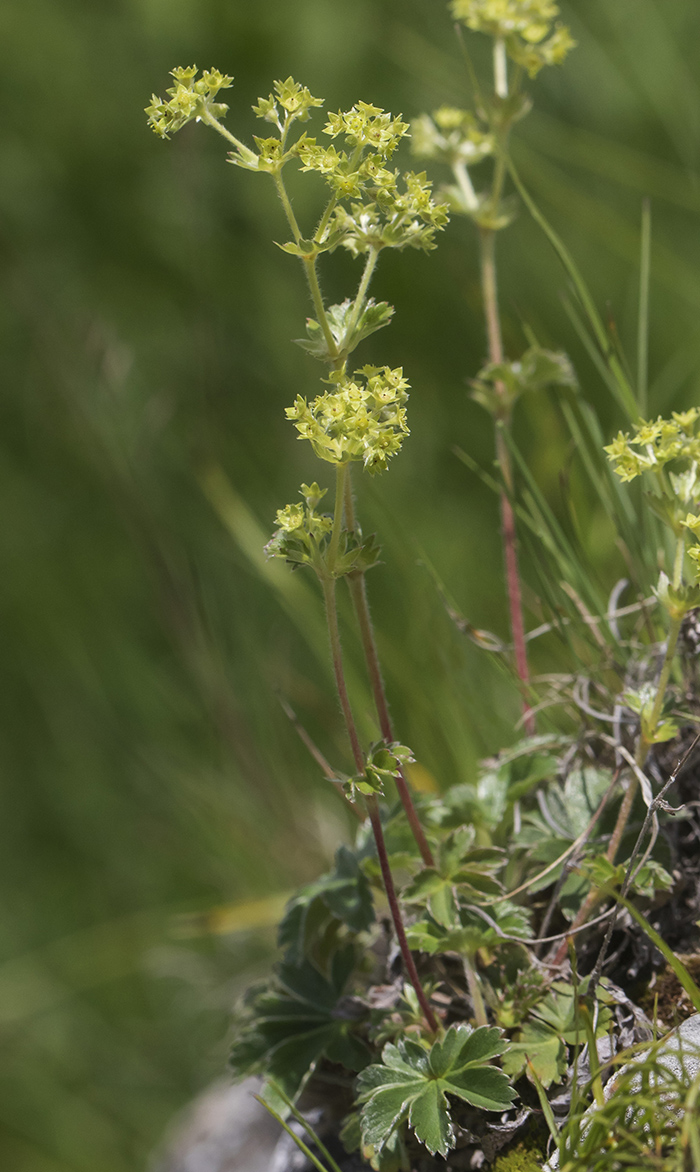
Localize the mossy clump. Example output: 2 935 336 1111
492 1139 544 1172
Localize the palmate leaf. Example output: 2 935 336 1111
402 827 504 927
278 845 374 965
357 1024 515 1158
230 946 370 1100
503 981 614 1088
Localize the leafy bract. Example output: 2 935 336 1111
294 298 395 362
230 947 369 1100
357 1024 515 1157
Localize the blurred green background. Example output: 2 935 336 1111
2 0 700 1167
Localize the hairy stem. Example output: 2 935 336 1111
304 257 338 360
321 563 438 1032
327 463 348 573
342 247 380 356
200 109 250 155
321 573 365 775
479 228 534 733
271 171 338 360
344 474 436 867
366 794 439 1033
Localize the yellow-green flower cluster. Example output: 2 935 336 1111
252 77 324 130
265 484 333 569
324 102 409 157
286 367 410 474
450 0 575 76
604 410 700 483
411 108 495 168
146 66 233 138
328 173 449 255
292 101 408 198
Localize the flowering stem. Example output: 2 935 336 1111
321 573 365 775
271 171 338 360
479 227 534 733
320 560 438 1033
304 257 338 360
452 162 479 213
342 247 380 357
366 794 439 1033
199 109 250 156
494 37 509 99
344 474 436 867
327 463 348 573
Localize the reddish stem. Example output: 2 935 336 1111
344 477 436 867
321 572 438 1033
367 794 439 1033
479 228 534 735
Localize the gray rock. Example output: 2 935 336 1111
151 1078 281 1172
544 1014 700 1170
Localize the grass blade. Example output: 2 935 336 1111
507 156 639 422
637 198 652 416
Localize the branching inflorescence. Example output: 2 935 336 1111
148 66 448 1033
412 0 575 735
146 10 700 1169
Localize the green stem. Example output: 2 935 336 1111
344 475 436 868
199 109 250 154
341 247 380 357
321 573 365 775
315 194 339 244
271 171 338 360
647 611 683 734
304 257 338 360
272 170 303 245
452 162 479 213
494 37 508 98
327 463 348 574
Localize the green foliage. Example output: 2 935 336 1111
348 742 416 799
357 1025 515 1157
278 845 375 966
470 345 577 418
230 947 370 1099
294 300 395 363
403 826 504 927
503 980 613 1087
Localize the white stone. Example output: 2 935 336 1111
150 1078 281 1172
544 1014 700 1170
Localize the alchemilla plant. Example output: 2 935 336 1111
147 2 700 1169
